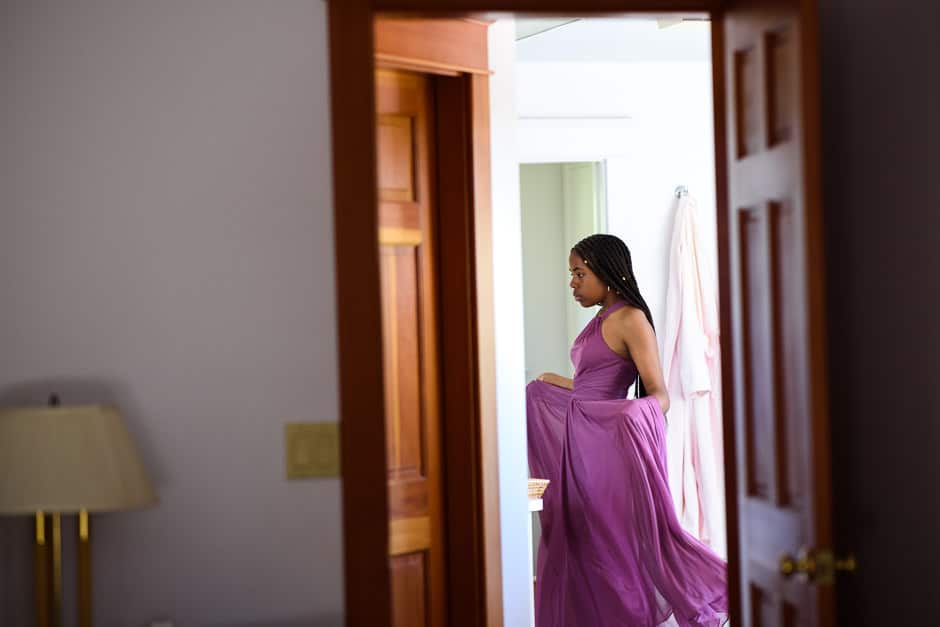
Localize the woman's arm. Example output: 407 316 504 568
537 372 574 390
619 309 670 415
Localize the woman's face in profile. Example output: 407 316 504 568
569 252 605 308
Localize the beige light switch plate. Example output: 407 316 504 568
285 422 341 479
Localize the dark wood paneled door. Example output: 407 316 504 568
375 68 446 627
722 2 848 625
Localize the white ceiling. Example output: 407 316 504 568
515 17 711 64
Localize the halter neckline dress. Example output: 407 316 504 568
527 299 728 627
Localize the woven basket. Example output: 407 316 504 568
528 478 550 499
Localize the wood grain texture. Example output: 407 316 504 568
375 17 489 74
710 14 743 623
334 9 499 625
328 3 392 627
377 68 446 627
433 74 488 627
391 553 428 627
470 72 504 627
723 1 833 624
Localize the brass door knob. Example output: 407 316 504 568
779 548 857 585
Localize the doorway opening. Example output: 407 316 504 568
513 17 728 625
363 12 732 627
329 2 832 626
366 13 732 626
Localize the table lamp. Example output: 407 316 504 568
0 397 157 627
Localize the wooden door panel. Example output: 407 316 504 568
749 584 773 627
332 13 493 627
770 199 806 510
739 200 803 508
738 205 778 502
724 1 834 625
381 246 424 479
379 206 422 231
765 27 796 147
376 68 445 627
378 115 417 203
388 476 430 518
734 45 762 159
391 554 428 627
749 583 807 627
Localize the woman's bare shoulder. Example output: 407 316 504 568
610 303 646 323
611 304 653 336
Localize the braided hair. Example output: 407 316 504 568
572 233 656 399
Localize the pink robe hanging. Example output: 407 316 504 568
660 193 726 558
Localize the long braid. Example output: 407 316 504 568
572 234 656 399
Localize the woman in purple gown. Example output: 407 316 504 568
527 234 728 627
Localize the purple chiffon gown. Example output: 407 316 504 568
527 300 729 627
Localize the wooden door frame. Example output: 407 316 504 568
327 2 738 626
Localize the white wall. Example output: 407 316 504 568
515 59 717 338
0 2 343 626
487 18 535 627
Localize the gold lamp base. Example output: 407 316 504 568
78 510 91 627
34 510 92 627
33 513 50 627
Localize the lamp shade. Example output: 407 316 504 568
0 404 157 514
